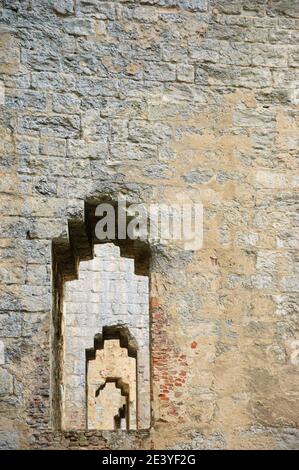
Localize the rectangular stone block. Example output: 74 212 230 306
52 93 81 114
78 0 116 19
0 431 19 450
0 313 22 337
17 114 80 138
5 90 48 110
177 64 195 83
144 62 176 82
281 277 299 292
21 285 51 312
52 0 74 15
256 171 296 189
21 48 60 72
31 71 73 92
67 139 109 159
0 369 13 395
0 341 5 365
64 18 95 36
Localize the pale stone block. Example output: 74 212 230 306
91 277 104 293
137 280 149 293
104 260 119 272
0 431 19 450
281 276 299 292
256 170 289 189
256 251 277 273
177 64 195 83
0 341 5 365
251 274 273 290
121 259 135 273
236 232 259 247
0 369 13 395
94 244 120 257
0 81 5 105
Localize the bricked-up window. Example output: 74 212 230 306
87 341 136 430
60 244 150 430
92 379 129 430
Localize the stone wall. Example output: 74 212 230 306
0 0 298 450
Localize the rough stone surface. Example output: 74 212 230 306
0 0 298 450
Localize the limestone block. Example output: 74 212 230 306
0 32 20 74
144 62 176 82
26 264 49 285
177 64 195 83
52 0 74 15
256 251 277 274
0 431 19 450
0 81 5 105
17 114 80 139
21 285 51 312
31 72 69 92
53 94 81 114
0 341 5 365
74 77 118 97
251 274 273 290
0 369 13 395
236 232 259 248
256 170 289 189
67 139 109 159
64 18 95 36
78 0 116 19
0 314 22 338
281 277 299 292
21 48 60 72
128 120 172 145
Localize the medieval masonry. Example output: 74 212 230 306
0 0 298 450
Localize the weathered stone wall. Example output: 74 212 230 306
0 0 298 450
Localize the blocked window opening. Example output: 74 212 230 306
89 375 131 430
87 338 137 430
60 244 150 430
94 380 128 430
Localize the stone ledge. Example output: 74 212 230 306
29 429 151 450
